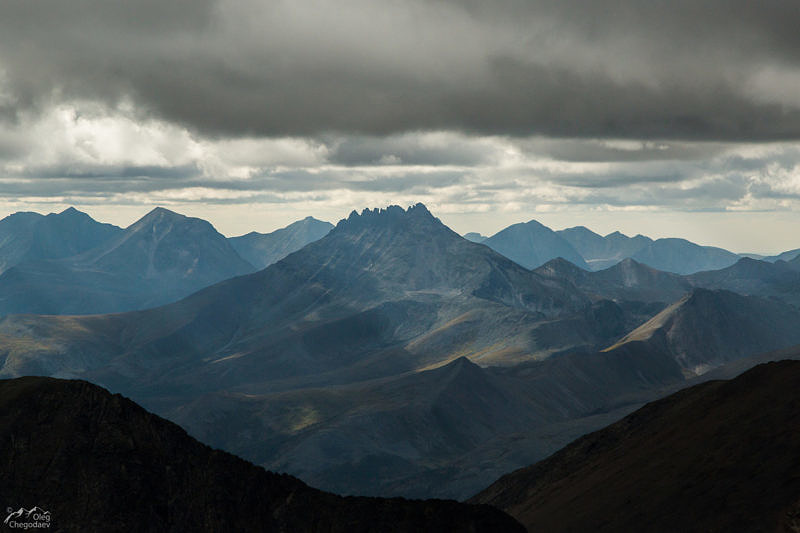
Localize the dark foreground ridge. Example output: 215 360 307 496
471 359 800 532
0 377 523 533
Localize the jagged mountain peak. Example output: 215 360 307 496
329 203 457 246
294 204 481 291
338 203 439 230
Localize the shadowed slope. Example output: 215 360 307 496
535 257 691 304
689 256 800 307
472 359 800 532
0 376 523 532
167 344 686 500
604 288 800 376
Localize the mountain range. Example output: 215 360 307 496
3 203 800 500
471 359 800 532
0 205 601 387
2 205 797 319
554 224 742 273
468 219 744 274
0 207 333 316
0 375 521 532
0 207 121 274
557 226 653 270
688 255 800 306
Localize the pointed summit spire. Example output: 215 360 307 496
335 203 442 233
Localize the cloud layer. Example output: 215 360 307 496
1 1 800 252
3 0 800 139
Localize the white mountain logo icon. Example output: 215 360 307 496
4 507 50 525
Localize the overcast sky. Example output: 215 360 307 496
2 0 800 252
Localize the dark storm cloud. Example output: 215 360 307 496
0 164 203 200
0 163 466 199
2 0 800 140
327 135 496 166
18 164 202 181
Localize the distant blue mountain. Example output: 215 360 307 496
0 208 121 273
763 248 800 263
0 207 255 315
463 232 488 243
557 225 740 274
229 216 333 270
483 220 590 270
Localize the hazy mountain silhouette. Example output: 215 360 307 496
630 237 741 274
0 208 121 274
0 207 255 315
472 359 800 532
229 216 333 269
0 375 522 532
557 225 741 273
0 212 42 273
763 247 800 263
483 220 590 270
463 232 487 243
558 226 652 270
